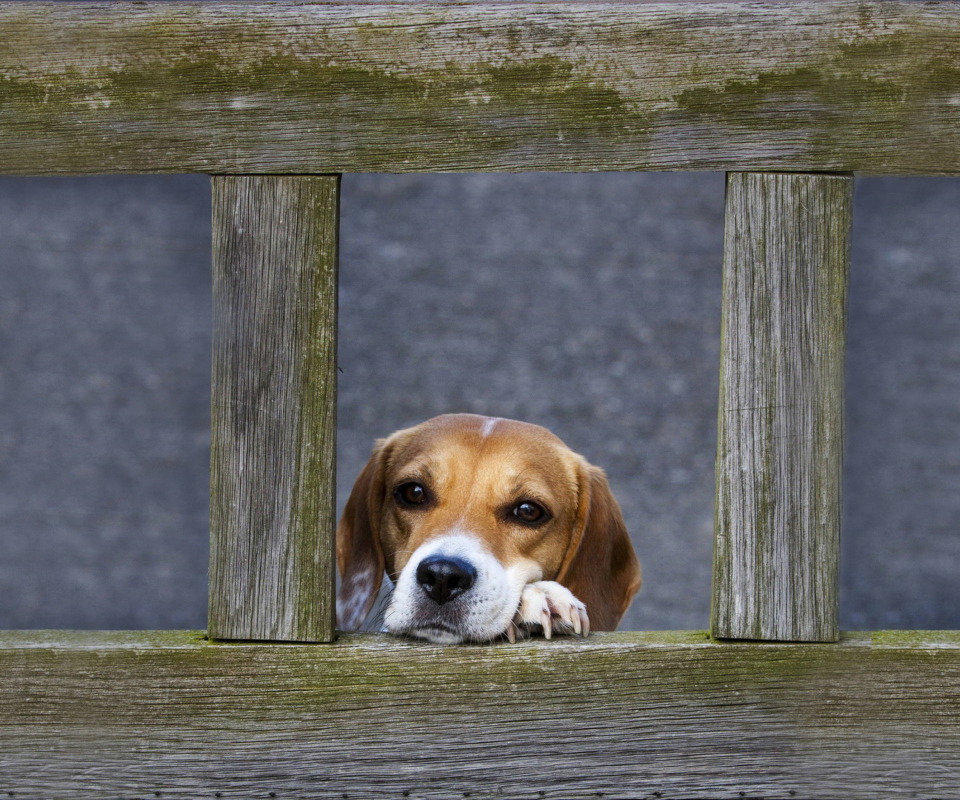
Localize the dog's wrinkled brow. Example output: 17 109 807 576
392 465 433 486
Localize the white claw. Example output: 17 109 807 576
506 621 517 644
515 581 588 640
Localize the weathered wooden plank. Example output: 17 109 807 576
209 175 338 643
713 172 852 643
2 630 960 798
2 2 960 175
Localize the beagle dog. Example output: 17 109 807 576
336 414 641 644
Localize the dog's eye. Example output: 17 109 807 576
395 482 428 507
513 501 546 524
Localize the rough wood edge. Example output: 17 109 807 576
3 629 960 650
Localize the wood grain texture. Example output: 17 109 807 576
2 2 960 175
2 630 960 799
209 175 338 643
712 173 852 643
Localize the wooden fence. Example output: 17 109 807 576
2 1 960 797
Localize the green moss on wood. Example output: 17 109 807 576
5 629 960 797
3 2 960 173
1 51 648 172
871 630 960 649
674 35 960 170
0 629 210 649
6 629 960 652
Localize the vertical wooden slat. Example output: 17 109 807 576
712 172 852 642
208 175 339 642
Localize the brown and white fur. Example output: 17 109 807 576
336 414 641 644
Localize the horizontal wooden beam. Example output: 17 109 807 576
3 630 960 798
1 1 960 175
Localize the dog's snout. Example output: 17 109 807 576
416 555 477 605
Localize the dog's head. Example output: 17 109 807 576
336 414 641 643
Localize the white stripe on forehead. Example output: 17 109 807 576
480 417 501 438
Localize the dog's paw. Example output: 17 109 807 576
508 581 589 641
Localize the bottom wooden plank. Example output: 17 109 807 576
2 631 959 799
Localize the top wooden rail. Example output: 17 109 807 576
2 0 960 176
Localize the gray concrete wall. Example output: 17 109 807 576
1 173 957 631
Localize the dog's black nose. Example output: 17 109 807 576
416 556 477 605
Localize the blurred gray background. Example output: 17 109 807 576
0 173 958 631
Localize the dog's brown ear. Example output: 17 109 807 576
557 464 641 632
336 442 388 631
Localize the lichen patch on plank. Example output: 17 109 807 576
1 2 960 173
